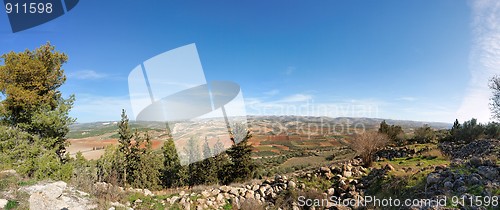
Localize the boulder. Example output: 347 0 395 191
443 181 453 190
201 191 211 198
320 167 331 174
342 171 352 178
288 180 296 189
0 199 8 209
219 186 231 193
244 190 254 199
211 189 220 196
216 194 224 202
477 166 498 180
327 188 335 195
26 181 96 210
143 189 153 196
229 187 239 196
179 190 186 196
426 173 441 185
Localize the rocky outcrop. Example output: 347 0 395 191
375 146 430 160
425 158 499 202
439 139 500 159
21 181 96 210
148 175 299 209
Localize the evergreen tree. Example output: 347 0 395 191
224 130 256 184
212 138 229 184
0 43 75 178
96 145 123 184
0 42 69 127
185 137 202 186
413 124 436 143
117 109 133 187
451 119 461 137
484 122 500 139
457 118 484 142
162 137 186 187
200 137 217 184
378 120 403 144
213 137 225 155
131 132 162 189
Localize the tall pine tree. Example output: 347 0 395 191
223 124 256 184
162 136 186 188
200 136 217 184
117 109 133 187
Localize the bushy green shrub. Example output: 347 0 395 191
412 125 436 143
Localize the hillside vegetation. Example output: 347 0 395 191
0 44 499 210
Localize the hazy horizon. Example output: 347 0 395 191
1 1 498 123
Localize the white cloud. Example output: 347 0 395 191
277 94 313 103
67 70 108 80
457 0 500 122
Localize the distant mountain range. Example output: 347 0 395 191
247 115 451 129
68 116 451 139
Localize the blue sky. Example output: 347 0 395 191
0 0 496 123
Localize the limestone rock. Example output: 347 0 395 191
0 199 8 209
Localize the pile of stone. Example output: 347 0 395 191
425 157 499 201
439 139 500 159
94 182 154 196
375 146 430 160
150 175 299 210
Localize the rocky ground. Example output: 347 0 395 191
0 140 498 210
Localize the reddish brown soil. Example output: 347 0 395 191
67 138 163 160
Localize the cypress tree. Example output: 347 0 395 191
200 137 217 184
162 137 186 188
117 109 133 187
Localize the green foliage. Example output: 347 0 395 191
484 122 500 139
33 151 73 181
378 120 404 144
162 138 187 188
98 111 163 189
0 43 75 180
450 118 485 142
117 109 132 186
223 129 257 184
129 133 162 190
22 96 75 157
70 152 97 192
213 139 230 184
96 145 123 184
5 200 19 210
222 202 233 210
198 137 218 184
298 176 333 191
0 42 68 126
412 124 436 143
125 192 165 210
185 137 202 186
